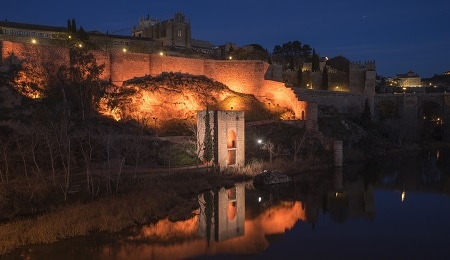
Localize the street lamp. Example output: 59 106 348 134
257 139 263 161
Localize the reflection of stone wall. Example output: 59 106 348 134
215 184 245 241
198 184 245 242
327 172 375 221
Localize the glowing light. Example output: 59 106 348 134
159 51 164 56
258 197 261 202
78 43 83 48
229 56 233 60
122 48 127 53
68 35 72 39
257 139 262 144
401 191 406 202
31 39 37 44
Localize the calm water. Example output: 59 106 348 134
7 149 450 259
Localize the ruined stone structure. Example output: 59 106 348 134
197 110 245 169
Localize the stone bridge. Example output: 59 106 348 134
374 93 450 142
294 87 450 142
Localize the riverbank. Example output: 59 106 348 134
0 165 258 256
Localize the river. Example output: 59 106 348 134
6 149 450 259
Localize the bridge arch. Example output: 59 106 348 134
419 101 443 140
375 100 398 121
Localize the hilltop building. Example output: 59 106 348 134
0 13 218 57
395 71 422 88
132 13 192 48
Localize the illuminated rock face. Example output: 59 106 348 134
103 73 251 124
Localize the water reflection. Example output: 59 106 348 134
96 165 375 259
9 149 450 259
98 183 306 259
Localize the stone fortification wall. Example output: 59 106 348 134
108 51 151 84
295 88 373 117
106 52 308 120
264 64 283 81
1 40 310 121
0 40 68 67
148 54 206 77
349 61 376 94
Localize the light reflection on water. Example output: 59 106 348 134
9 149 450 259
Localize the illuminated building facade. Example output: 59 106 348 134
396 71 422 88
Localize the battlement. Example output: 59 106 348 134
350 60 376 71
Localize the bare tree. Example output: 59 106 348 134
0 138 12 182
292 130 310 165
51 115 72 201
78 125 96 194
261 141 282 167
187 123 203 171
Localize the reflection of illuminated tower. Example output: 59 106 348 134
197 110 245 168
198 183 245 242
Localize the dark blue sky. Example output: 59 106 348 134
2 0 449 78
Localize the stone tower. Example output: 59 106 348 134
197 110 245 169
132 12 192 48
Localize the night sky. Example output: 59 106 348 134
2 0 449 78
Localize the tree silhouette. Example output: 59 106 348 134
360 98 372 128
312 49 320 71
203 107 213 167
297 68 303 88
322 66 328 90
71 18 77 34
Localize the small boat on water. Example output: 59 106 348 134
253 170 292 185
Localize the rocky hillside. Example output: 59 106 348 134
101 72 278 124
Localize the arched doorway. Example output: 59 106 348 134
227 130 237 165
